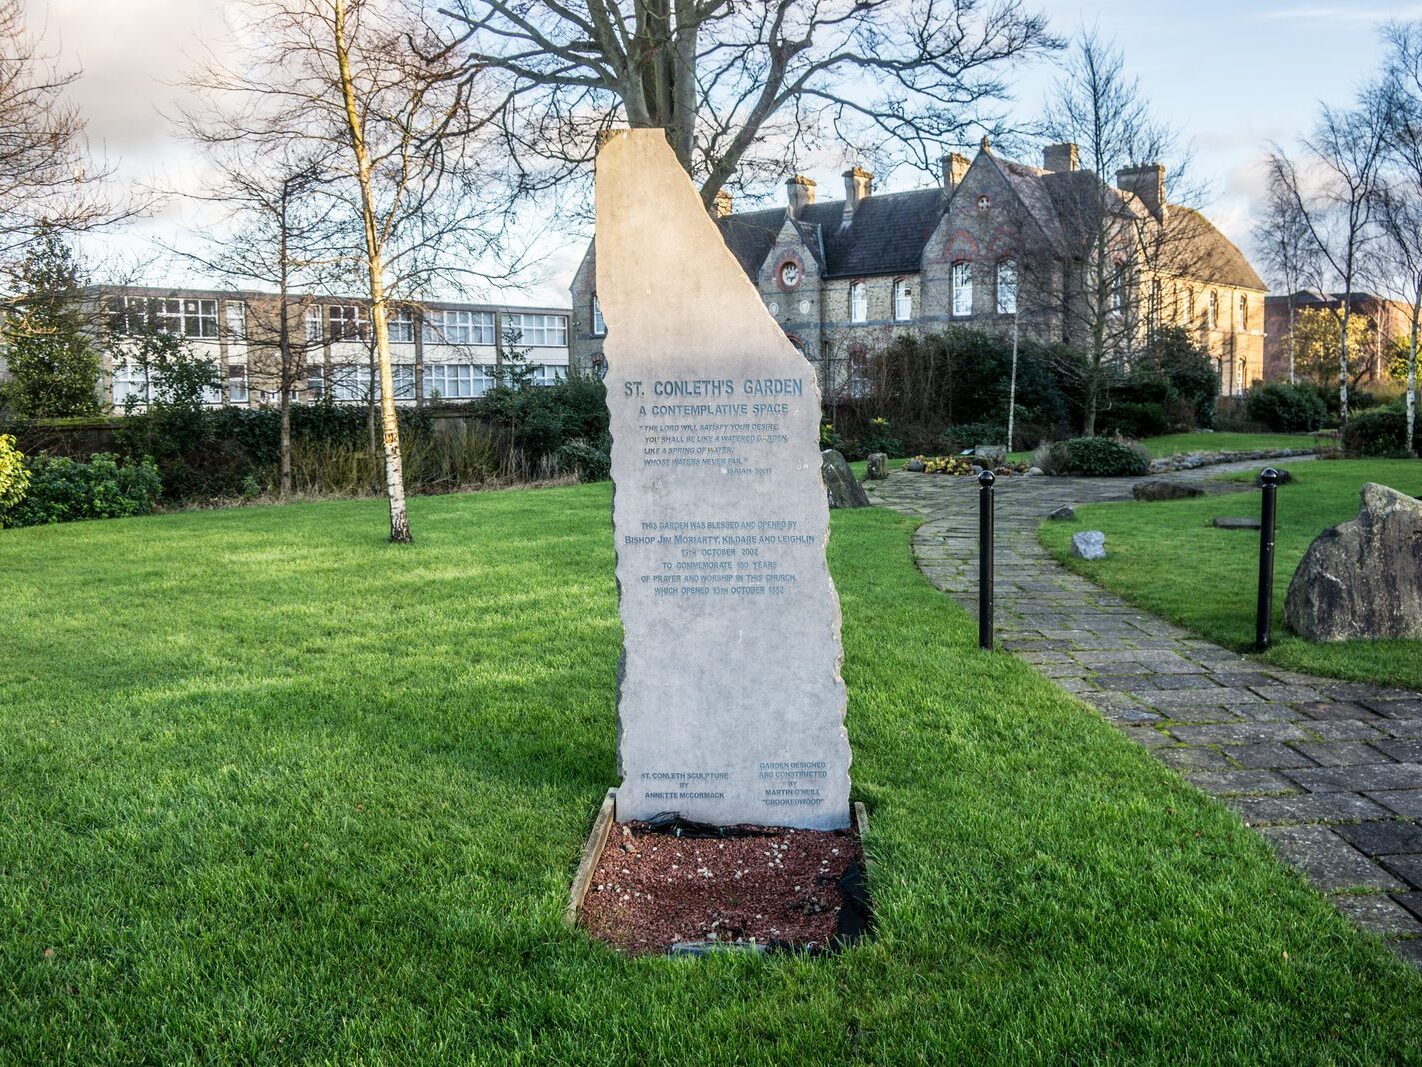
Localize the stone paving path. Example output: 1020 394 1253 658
868 459 1422 966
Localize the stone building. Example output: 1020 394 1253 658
77 285 570 411
1263 290 1406 385
570 142 1267 399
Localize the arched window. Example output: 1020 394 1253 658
893 278 913 321
1109 259 1126 316
996 260 1018 315
591 293 606 336
1207 290 1219 329
951 261 972 316
849 280 867 323
1187 289 1196 323
1239 294 1249 331
1148 279 1162 330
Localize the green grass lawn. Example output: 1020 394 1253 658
3 487 1420 1063
1134 431 1324 459
1040 460 1422 691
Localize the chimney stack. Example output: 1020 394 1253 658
713 189 733 218
1117 163 1167 221
1043 143 1079 173
841 166 873 227
941 152 970 192
785 174 816 218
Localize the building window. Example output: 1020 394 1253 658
951 262 972 316
182 299 219 338
977 194 991 211
996 261 1018 315
327 304 368 341
305 307 323 342
111 361 148 406
389 307 415 343
893 279 913 321
847 343 870 397
392 364 415 400
506 313 568 347
227 364 248 405
1109 260 1126 316
424 309 496 346
1239 294 1249 331
105 296 217 337
1187 289 1196 323
849 281 868 323
306 369 325 401
592 295 606 336
532 364 566 387
427 363 473 399
330 363 365 402
225 301 246 340
1207 290 1219 329
1149 280 1162 330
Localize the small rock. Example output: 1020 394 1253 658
1048 505 1076 521
905 458 926 473
1132 479 1204 502
1072 531 1107 560
975 445 1006 467
1213 516 1260 530
1027 466 1044 477
865 452 889 480
820 449 871 509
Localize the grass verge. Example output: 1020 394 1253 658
1039 459 1422 690
1 486 1419 1061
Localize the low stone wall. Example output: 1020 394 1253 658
1147 447 1318 474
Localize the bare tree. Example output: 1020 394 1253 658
0 0 136 263
187 0 523 543
1255 161 1316 385
167 117 346 495
1036 31 1195 435
1376 21 1422 457
1266 92 1389 424
443 0 1057 209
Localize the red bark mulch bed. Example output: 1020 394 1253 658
578 819 868 956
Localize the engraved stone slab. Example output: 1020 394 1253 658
597 129 851 830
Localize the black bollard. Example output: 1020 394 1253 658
978 469 995 651
1255 468 1280 652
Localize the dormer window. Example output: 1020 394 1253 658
893 279 913 321
849 280 868 323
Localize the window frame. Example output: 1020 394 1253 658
951 261 972 317
892 278 913 322
849 280 868 323
591 294 606 336
995 260 1018 316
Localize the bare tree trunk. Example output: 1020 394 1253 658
334 0 410 542
277 235 293 497
1287 295 1297 384
1007 311 1019 451
1410 293 1420 458
1339 304 1352 423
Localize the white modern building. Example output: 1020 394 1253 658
87 285 572 410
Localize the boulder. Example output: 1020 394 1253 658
1212 516 1260 530
865 452 889 480
1048 505 1076 521
1132 479 1204 502
1072 531 1107 560
820 449 872 509
905 458 926 473
1285 483 1422 642
1026 466 1045 477
975 445 1007 468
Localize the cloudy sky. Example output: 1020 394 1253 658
31 0 1422 306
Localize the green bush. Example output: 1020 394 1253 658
0 434 30 510
1340 409 1421 457
463 374 608 466
939 421 1007 452
1097 401 1170 439
556 439 611 482
1041 436 1151 477
1245 382 1327 432
3 452 160 527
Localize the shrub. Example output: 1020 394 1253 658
1097 401 1169 439
1245 381 1327 432
465 374 608 464
3 452 160 527
556 439 611 482
1040 436 1151 477
1340 409 1421 457
851 417 902 460
0 434 30 511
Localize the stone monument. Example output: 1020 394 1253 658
596 129 851 831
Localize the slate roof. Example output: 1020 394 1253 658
713 149 1266 292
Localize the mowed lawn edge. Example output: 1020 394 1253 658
1 485 1419 1063
1037 459 1422 691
